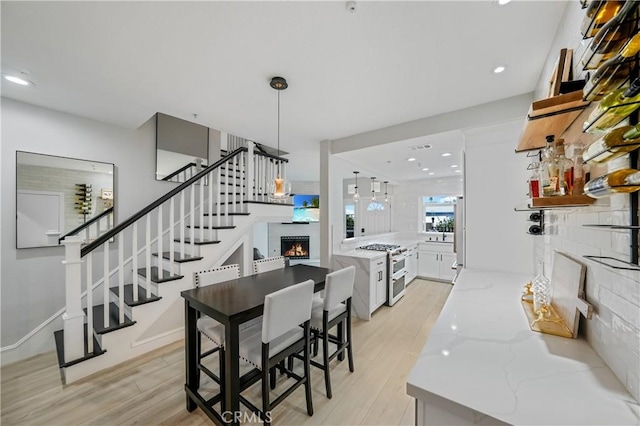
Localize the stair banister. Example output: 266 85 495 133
62 236 85 362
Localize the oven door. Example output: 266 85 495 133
391 254 407 275
388 269 406 306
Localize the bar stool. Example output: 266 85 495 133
236 279 315 425
309 265 356 398
253 256 286 274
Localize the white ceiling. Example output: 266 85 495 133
1 1 568 182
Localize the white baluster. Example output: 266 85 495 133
157 206 163 274
216 167 222 228
145 214 151 298
86 252 93 353
199 176 204 242
225 159 230 218
239 151 245 209
62 236 85 362
247 143 254 202
232 155 238 213
208 171 213 241
169 198 175 275
118 234 124 324
132 222 138 302
190 184 195 253
103 242 109 328
180 191 185 257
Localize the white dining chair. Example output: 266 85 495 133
194 264 240 389
253 256 286 274
236 279 315 425
309 265 356 398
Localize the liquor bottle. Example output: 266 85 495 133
583 124 640 163
540 135 557 197
584 168 640 198
580 0 623 38
556 140 574 195
572 147 586 196
529 152 541 198
583 32 640 101
584 77 640 133
583 0 638 69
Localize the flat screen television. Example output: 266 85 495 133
292 194 319 222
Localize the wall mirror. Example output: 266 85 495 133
16 151 115 249
156 113 209 182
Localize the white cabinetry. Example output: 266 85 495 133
418 242 456 283
332 252 387 321
405 244 418 284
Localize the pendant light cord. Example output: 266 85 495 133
277 90 281 177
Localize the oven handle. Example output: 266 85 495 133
392 254 408 263
392 270 408 281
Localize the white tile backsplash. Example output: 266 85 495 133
534 202 639 403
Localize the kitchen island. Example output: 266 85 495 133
406 268 640 425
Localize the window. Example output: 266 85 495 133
423 195 456 232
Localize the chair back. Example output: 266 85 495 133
194 264 240 288
262 279 314 344
253 256 285 274
323 265 356 310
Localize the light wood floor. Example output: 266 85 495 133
1 279 451 425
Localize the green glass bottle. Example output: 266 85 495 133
583 124 640 163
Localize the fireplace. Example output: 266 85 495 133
281 236 310 259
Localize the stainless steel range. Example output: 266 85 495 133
357 243 408 306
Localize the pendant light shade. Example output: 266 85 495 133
384 181 389 204
268 76 291 201
370 177 376 202
353 171 360 203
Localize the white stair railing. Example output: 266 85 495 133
61 144 289 363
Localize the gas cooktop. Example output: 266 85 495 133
357 243 401 252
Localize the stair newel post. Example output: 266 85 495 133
208 170 214 241
86 252 93 353
103 242 110 328
190 184 195 254
199 175 205 243
132 222 139 303
169 197 175 276
118 233 125 324
62 235 86 362
216 167 222 228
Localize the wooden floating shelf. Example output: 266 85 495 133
528 195 596 208
516 90 590 153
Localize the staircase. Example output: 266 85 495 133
55 143 293 384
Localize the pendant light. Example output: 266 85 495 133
370 177 377 202
383 181 389 204
268 76 291 201
353 171 360 203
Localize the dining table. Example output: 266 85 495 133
181 264 331 425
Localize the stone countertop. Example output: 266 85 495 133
333 249 387 260
406 268 640 425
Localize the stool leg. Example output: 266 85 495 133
218 347 226 412
337 320 345 362
304 323 314 416
322 315 332 399
346 315 354 373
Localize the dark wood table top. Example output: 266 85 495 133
181 264 331 325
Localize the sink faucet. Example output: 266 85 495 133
442 232 446 241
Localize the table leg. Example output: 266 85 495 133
224 321 241 426
185 301 198 412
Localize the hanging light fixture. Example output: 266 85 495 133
268 76 291 201
370 177 377 202
384 181 389 204
353 171 360 203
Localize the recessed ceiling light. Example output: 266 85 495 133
441 152 452 157
493 66 506 74
4 75 33 86
407 157 416 162
428 172 435 176
450 164 458 168
455 170 462 173
422 167 429 171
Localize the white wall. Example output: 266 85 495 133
1 98 170 358
530 2 640 402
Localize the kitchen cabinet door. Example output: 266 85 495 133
439 252 457 282
418 250 440 279
372 260 387 308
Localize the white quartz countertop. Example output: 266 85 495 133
406 269 640 426
333 249 387 260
